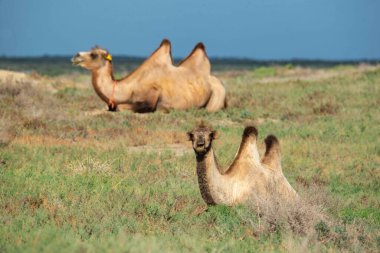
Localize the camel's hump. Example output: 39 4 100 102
264 135 279 150
179 42 210 74
160 38 171 47
243 126 258 138
194 42 206 51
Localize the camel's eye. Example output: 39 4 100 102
90 53 98 59
187 132 194 141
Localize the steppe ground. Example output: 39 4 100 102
0 59 379 252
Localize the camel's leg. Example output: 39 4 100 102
108 104 117 112
261 135 282 172
156 106 170 113
131 89 161 113
116 104 135 111
205 77 226 112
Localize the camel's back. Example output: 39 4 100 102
245 165 298 201
158 66 213 109
131 63 215 110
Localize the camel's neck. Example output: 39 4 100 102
91 62 134 105
196 149 226 205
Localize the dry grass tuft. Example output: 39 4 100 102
300 91 340 115
248 183 327 236
0 116 16 146
0 76 58 119
244 182 378 251
67 156 113 174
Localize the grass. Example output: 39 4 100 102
251 66 277 78
0 62 379 252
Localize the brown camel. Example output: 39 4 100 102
187 124 299 206
71 39 227 112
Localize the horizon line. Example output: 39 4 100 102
1 54 380 63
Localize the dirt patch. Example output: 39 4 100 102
253 65 380 84
12 135 191 156
214 119 240 127
0 69 57 93
12 135 90 147
127 143 191 156
0 69 30 82
300 91 341 115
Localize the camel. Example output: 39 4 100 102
187 124 299 206
71 39 226 112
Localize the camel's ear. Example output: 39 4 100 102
187 132 194 141
104 53 112 62
210 130 217 140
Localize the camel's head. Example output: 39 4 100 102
71 46 112 70
187 125 217 154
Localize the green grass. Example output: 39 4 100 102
0 64 380 252
251 66 277 78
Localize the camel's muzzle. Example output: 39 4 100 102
71 57 82 65
71 53 84 65
194 140 207 153
194 147 206 153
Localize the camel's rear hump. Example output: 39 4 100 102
262 135 282 172
179 43 211 75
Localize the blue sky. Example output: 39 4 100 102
0 0 379 59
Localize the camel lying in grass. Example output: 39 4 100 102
71 39 226 112
187 124 299 206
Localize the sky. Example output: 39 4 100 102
0 0 379 60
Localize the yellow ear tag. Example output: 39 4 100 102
105 54 112 61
